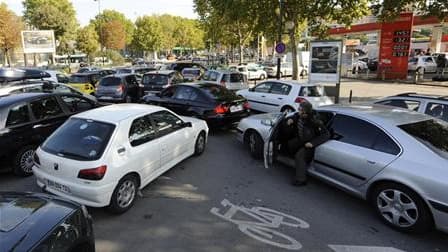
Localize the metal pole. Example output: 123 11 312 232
95 0 103 66
276 0 283 80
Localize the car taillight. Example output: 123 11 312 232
295 97 308 103
116 84 124 93
78 165 107 180
214 104 229 114
33 152 40 166
243 101 250 110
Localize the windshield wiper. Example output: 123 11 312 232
57 150 88 160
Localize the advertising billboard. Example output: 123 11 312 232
309 41 343 83
21 30 56 54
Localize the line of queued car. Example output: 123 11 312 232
1 63 448 251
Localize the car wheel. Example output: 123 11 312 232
194 132 206 156
281 106 295 114
371 183 433 233
125 95 132 103
260 74 266 80
14 146 36 177
246 131 263 159
108 175 138 214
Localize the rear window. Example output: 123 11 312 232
399 119 448 158
183 69 200 75
42 118 115 161
299 86 324 97
99 77 121 87
116 69 132 74
199 84 239 101
69 75 88 83
225 73 245 82
142 74 169 86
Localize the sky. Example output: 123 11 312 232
1 0 197 26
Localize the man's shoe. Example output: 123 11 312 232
291 180 307 187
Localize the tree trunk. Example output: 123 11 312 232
290 32 299 80
5 49 10 67
238 28 244 64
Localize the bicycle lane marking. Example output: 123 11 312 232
210 199 310 250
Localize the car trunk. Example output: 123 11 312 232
299 86 333 107
142 74 169 93
223 73 247 90
97 77 123 97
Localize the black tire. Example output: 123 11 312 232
194 132 206 156
371 183 433 233
108 175 138 214
246 130 263 159
260 74 266 80
14 146 36 177
281 106 295 114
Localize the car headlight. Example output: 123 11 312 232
261 119 274 126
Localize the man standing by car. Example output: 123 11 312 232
287 102 330 186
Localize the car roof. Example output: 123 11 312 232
0 93 53 109
71 71 100 76
145 70 176 75
267 80 323 87
74 104 165 123
319 104 430 126
385 92 448 102
0 192 79 252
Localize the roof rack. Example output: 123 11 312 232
396 92 417 97
0 68 50 83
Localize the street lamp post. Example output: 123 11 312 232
94 0 104 66
276 0 284 80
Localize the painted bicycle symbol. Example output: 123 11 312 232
210 199 310 250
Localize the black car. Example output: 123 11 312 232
0 192 95 252
0 92 101 176
141 70 184 94
143 83 250 127
95 74 141 103
165 61 207 73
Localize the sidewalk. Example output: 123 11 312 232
339 78 448 103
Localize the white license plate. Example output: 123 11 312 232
230 105 243 113
100 96 113 100
46 179 71 194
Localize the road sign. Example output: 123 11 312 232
275 42 286 54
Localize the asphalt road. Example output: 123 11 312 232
1 130 447 252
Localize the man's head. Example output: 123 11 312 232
299 101 313 118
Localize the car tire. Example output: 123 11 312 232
371 183 433 233
108 175 138 214
125 95 132 103
260 74 266 80
281 106 295 114
13 146 36 177
246 131 263 160
194 132 206 156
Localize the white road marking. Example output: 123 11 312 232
210 199 309 250
328 245 407 252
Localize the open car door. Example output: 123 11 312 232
263 112 292 168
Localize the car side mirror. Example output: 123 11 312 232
182 122 192 128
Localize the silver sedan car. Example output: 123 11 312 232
236 104 448 234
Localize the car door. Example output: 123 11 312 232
170 86 197 115
125 75 140 100
246 82 273 112
29 96 68 141
268 82 292 111
127 114 161 186
423 57 436 72
1 103 35 156
312 114 400 187
156 86 178 110
149 110 193 171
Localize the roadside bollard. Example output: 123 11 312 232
381 70 386 81
349 90 353 104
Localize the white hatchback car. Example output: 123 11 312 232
408 56 437 73
33 104 208 213
236 80 333 113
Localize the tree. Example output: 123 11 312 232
23 0 78 54
76 25 99 63
194 0 259 63
131 16 163 58
174 18 205 54
372 0 448 21
0 3 23 66
91 10 134 45
102 20 126 50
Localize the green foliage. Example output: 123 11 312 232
76 25 99 60
91 10 134 45
371 0 448 21
0 3 23 66
131 15 163 53
22 0 78 54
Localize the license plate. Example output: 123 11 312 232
100 96 113 100
46 179 71 194
230 104 243 113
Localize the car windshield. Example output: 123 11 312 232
227 73 244 82
299 86 324 97
183 69 200 75
142 74 169 85
199 84 239 101
99 77 121 87
69 75 88 83
399 119 448 159
42 118 115 161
